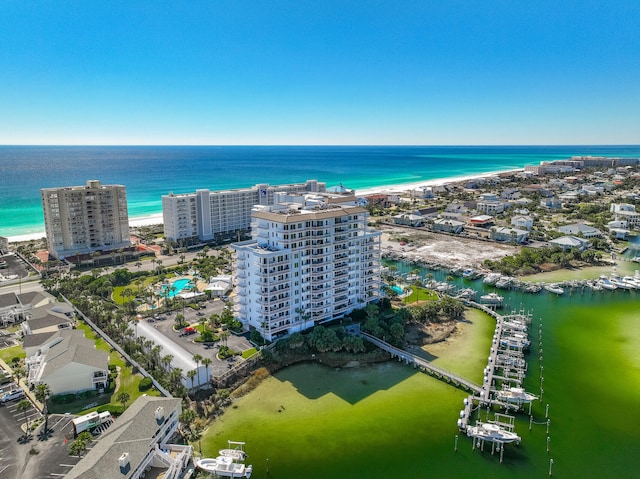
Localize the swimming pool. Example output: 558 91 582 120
162 278 192 298
392 285 403 294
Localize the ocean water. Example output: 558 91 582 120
1 145 640 239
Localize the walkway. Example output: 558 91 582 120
358 331 482 394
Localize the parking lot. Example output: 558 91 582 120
139 297 254 378
0 253 33 282
0 373 85 479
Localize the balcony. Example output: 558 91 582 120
92 370 108 384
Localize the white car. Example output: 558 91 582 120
1 388 25 403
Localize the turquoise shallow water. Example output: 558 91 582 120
207 263 640 478
2 145 639 238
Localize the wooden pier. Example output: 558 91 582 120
359 332 482 394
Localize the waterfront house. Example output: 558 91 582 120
549 236 591 252
66 396 192 479
610 203 640 229
557 223 603 239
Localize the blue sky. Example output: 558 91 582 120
1 1 638 145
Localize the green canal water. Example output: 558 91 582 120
203 271 640 478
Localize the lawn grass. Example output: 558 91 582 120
403 287 438 303
241 347 258 359
75 322 160 411
0 344 25 364
112 276 160 305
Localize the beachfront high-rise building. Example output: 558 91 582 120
162 180 326 244
233 197 381 341
41 180 131 260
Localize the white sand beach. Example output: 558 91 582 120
6 168 523 244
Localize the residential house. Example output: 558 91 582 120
432 218 465 234
25 329 109 395
606 220 630 240
549 236 591 252
610 203 640 229
539 197 562 210
468 215 494 227
489 226 529 244
393 213 425 227
66 396 192 479
557 223 602 239
511 215 534 231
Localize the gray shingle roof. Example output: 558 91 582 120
66 396 181 479
41 330 108 377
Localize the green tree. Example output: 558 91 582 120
116 391 131 409
17 399 32 437
34 383 52 435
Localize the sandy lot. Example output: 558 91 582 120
379 225 518 269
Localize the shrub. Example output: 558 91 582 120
108 364 117 372
138 376 153 391
51 393 77 404
96 404 125 416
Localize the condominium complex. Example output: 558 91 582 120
41 180 130 260
162 180 326 243
233 197 381 341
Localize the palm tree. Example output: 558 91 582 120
187 369 197 390
192 354 203 387
135 261 142 272
116 391 130 409
17 399 32 439
34 383 52 434
201 357 212 384
13 366 26 385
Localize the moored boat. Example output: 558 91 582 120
495 387 538 405
480 292 504 306
466 421 521 444
543 283 564 295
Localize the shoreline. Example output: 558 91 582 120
5 167 523 244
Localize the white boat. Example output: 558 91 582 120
609 276 633 290
466 421 521 444
462 269 481 279
502 320 527 333
500 334 530 350
456 288 477 300
621 276 640 289
495 387 538 404
196 457 253 478
523 283 542 293
632 256 640 263
480 292 504 306
495 277 513 289
597 276 617 290
482 273 502 285
196 440 252 478
543 284 564 295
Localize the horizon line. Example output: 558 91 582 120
2 143 640 148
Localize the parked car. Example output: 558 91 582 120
1 388 25 403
